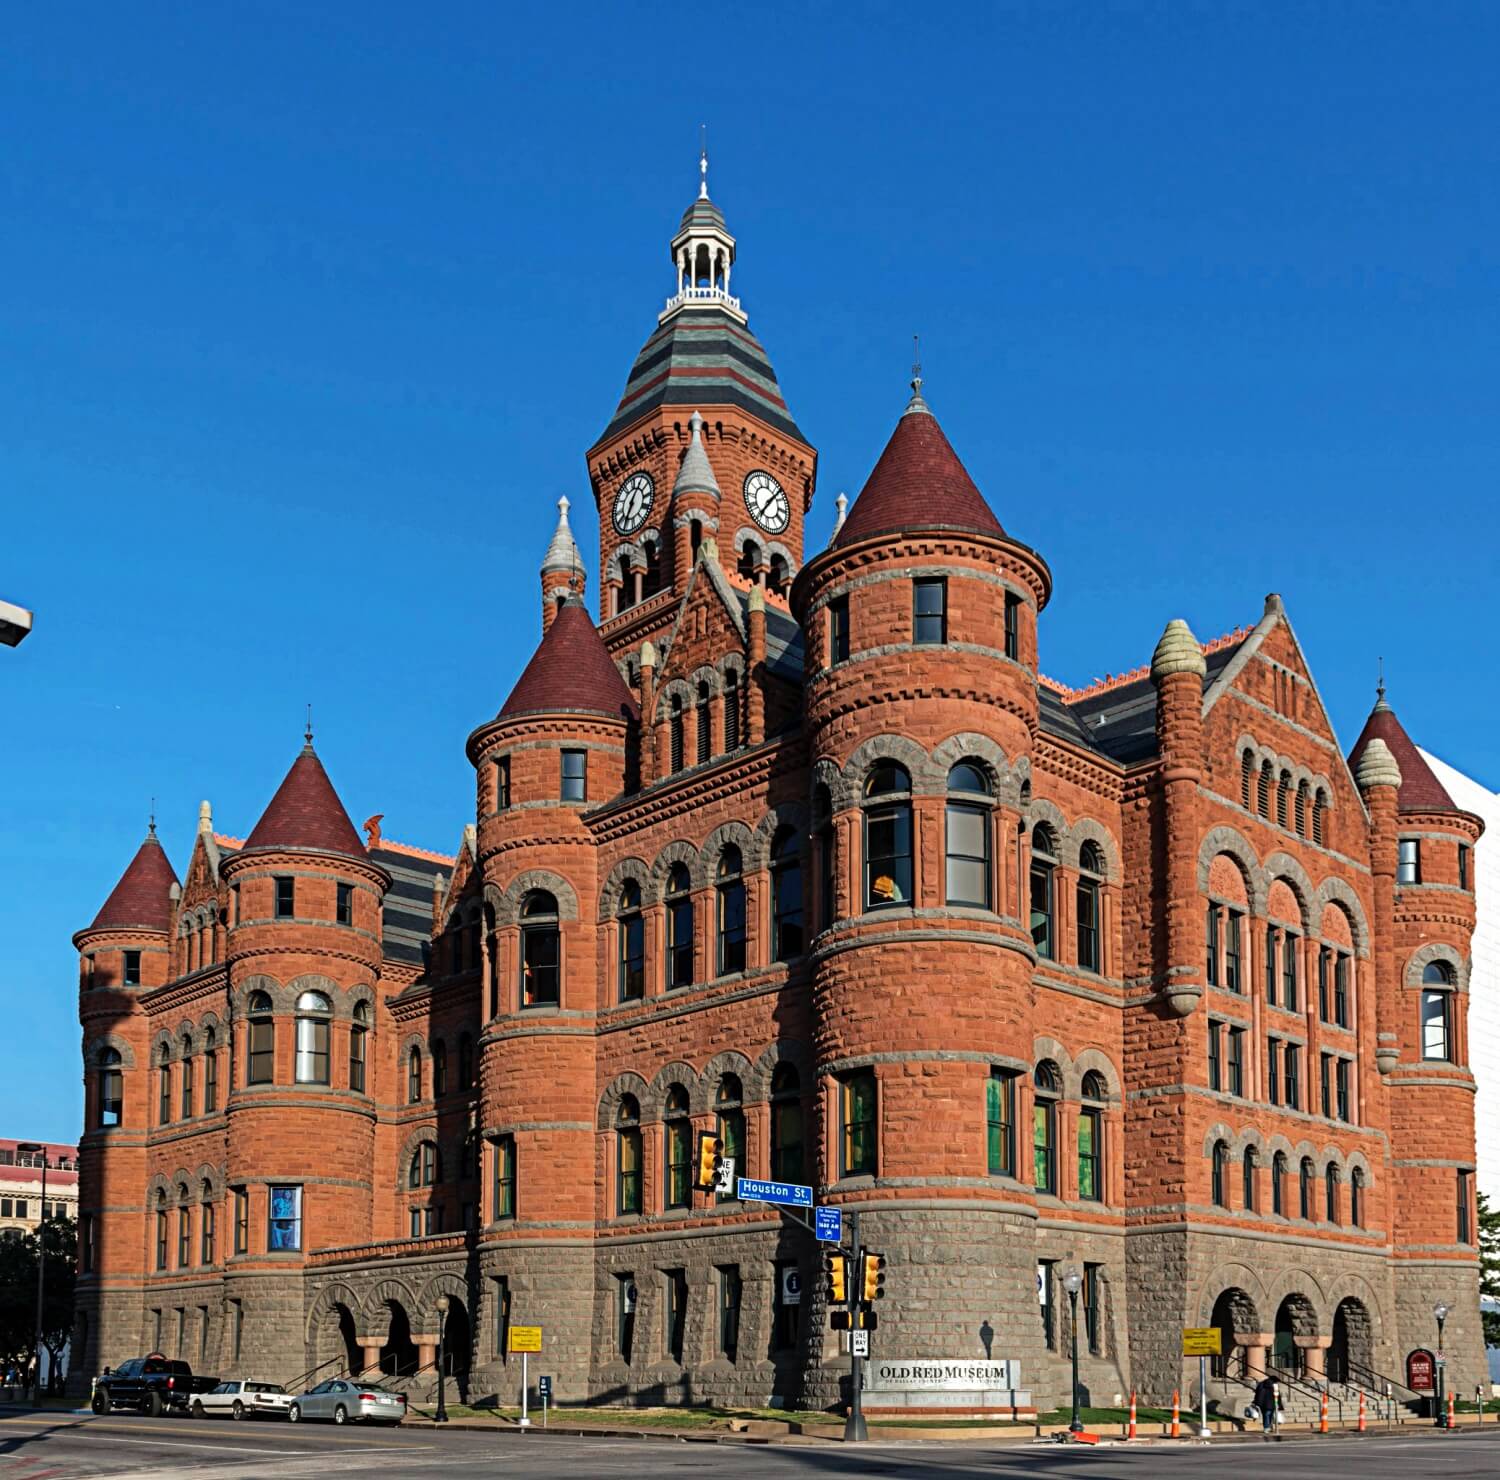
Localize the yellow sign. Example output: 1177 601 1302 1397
509 1325 543 1353
1182 1327 1222 1356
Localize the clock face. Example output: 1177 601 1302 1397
612 472 655 536
744 470 790 534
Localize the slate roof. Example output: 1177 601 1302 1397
369 844 448 966
677 196 728 235
500 598 639 723
243 745 367 858
599 307 804 445
87 831 179 933
835 397 1004 547
1348 699 1457 812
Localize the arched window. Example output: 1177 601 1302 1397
1077 842 1105 973
1211 1140 1230 1208
158 1044 172 1125
1350 1166 1365 1228
407 1046 422 1104
664 1085 691 1209
666 864 695 989
768 553 789 596
458 1032 475 1091
247 991 274 1086
1030 824 1057 959
1078 1071 1106 1201
1276 771 1291 828
179 1034 194 1118
177 1184 192 1269
1295 781 1308 836
201 1026 217 1113
945 762 992 908
1257 762 1272 817
1421 961 1454 1061
770 1063 803 1182
97 1048 123 1128
350 1002 368 1093
294 990 332 1084
696 681 712 765
770 827 803 962
409 1139 440 1188
1033 1061 1061 1195
155 1189 168 1270
520 891 561 1007
642 537 662 598
737 539 761 582
1242 1148 1257 1211
1240 751 1253 809
200 1179 216 1265
815 784 836 931
670 694 685 773
617 880 645 1000
1312 789 1327 846
1299 1156 1314 1219
724 670 740 751
1325 1164 1340 1224
863 762 912 910
715 1076 745 1202
1272 1151 1287 1215
716 846 746 975
431 1038 448 1097
616 1095 642 1215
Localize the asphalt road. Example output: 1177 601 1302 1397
0 1412 1497 1479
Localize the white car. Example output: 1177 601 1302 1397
190 1379 294 1420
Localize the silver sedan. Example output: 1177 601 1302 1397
288 1377 407 1425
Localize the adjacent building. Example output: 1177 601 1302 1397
0 1139 78 1238
71 166 1487 1413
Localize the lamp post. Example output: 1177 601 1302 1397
434 1294 449 1423
1432 1302 1449 1428
16 1144 48 1405
1063 1267 1084 1433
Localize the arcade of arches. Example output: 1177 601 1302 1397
1207 1283 1374 1385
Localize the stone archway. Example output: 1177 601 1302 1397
440 1296 472 1397
1329 1297 1373 1385
1209 1286 1262 1380
380 1301 419 1377
1273 1293 1318 1378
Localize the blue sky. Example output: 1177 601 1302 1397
3 4 1497 1141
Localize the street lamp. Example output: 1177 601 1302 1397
16 1144 49 1405
1432 1302 1449 1428
1063 1267 1084 1434
434 1294 450 1423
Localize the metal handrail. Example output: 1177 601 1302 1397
1340 1356 1423 1403
284 1352 345 1395
1235 1357 1343 1423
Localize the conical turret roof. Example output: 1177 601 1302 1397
499 598 639 723
834 386 1004 547
672 411 721 500
243 743 367 857
1348 692 1456 812
88 829 179 933
541 495 582 576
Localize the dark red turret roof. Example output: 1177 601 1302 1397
834 393 1004 547
500 599 639 722
89 831 179 932
1348 696 1457 812
243 744 367 857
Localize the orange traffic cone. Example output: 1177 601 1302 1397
1447 1391 1455 1427
1319 1389 1329 1434
1128 1390 1137 1441
1171 1389 1180 1439
1358 1390 1366 1433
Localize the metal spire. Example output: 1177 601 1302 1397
148 797 156 837
305 703 314 747
699 124 709 200
1375 657 1389 711
903 334 930 416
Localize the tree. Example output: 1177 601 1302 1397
1480 1190 1500 1351
0 1218 76 1393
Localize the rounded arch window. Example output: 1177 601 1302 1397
715 1074 745 1201
616 1093 642 1214
1299 1156 1315 1219
667 863 695 989
864 763 912 909
1422 961 1455 1061
246 992 275 1086
350 1000 369 1093
664 1084 691 1209
407 1045 423 1104
1078 842 1106 973
1350 1165 1365 1227
723 668 740 750
1271 1150 1288 1215
293 991 332 1085
520 890 561 1008
96 1047 124 1128
696 681 712 765
617 878 645 1001
1033 1061 1061 1195
669 692 685 772
946 763 992 909
1030 825 1057 960
771 825 804 962
179 1034 195 1118
431 1037 448 1097
409 1139 441 1188
1080 1070 1108 1102
1241 1146 1258 1210
770 1063 803 1182
947 762 990 796
716 846 746 975
1211 1140 1230 1208
1325 1163 1341 1224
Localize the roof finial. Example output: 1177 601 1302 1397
1375 656 1387 709
699 124 709 200
305 703 314 748
148 797 156 837
903 334 930 416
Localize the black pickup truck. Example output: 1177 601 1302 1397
91 1354 217 1415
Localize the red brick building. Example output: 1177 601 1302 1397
72 167 1485 1414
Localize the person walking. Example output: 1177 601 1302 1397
1253 1375 1278 1440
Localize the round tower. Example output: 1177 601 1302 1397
465 591 636 1399
789 376 1052 1405
218 737 388 1372
72 823 180 1379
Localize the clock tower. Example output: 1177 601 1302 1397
587 151 817 652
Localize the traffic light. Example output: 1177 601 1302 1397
825 1251 848 1305
860 1252 886 1302
694 1131 721 1191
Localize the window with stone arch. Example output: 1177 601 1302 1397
945 762 992 909
158 1042 172 1125
246 991 274 1086
1030 824 1057 960
1350 1165 1365 1228
179 1033 194 1119
617 879 645 1000
669 693 685 773
1210 1139 1230 1208
1240 750 1254 809
863 761 912 910
770 1063 803 1182
1295 780 1309 836
1299 1155 1315 1219
294 990 332 1085
696 681 712 765
1312 788 1328 846
715 1075 745 1203
1276 770 1291 828
1325 1163 1340 1224
770 827 804 962
432 1038 448 1097
96 1047 123 1128
723 668 740 751
200 1178 216 1265
1257 761 1272 818
407 1045 422 1104
716 845 747 975
350 1002 369 1093
1271 1150 1287 1215
1032 1060 1061 1195
663 1085 691 1209
1421 960 1455 1061
666 863 695 989
520 890 561 1007
1077 842 1106 973
1078 1070 1106 1201
616 1094 642 1215
203 1026 217 1112
1241 1147 1257 1211
408 1139 441 1189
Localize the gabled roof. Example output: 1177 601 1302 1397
243 744 367 858
500 598 638 723
834 390 1004 547
87 830 179 933
1348 696 1457 812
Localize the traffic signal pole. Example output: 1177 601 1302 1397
843 1210 867 1443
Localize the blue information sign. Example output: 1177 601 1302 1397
538 1375 552 1397
737 1176 814 1208
815 1206 843 1243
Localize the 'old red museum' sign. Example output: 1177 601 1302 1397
1406 1348 1435 1392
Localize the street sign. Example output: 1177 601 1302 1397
851 1329 870 1358
537 1375 552 1397
815 1206 843 1242
1181 1327 1222 1356
509 1325 543 1353
714 1156 736 1194
737 1176 813 1208
1407 1349 1435 1391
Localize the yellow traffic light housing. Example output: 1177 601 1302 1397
694 1131 721 1191
826 1251 848 1305
861 1251 886 1301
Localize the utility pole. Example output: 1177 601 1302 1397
843 1210 867 1443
